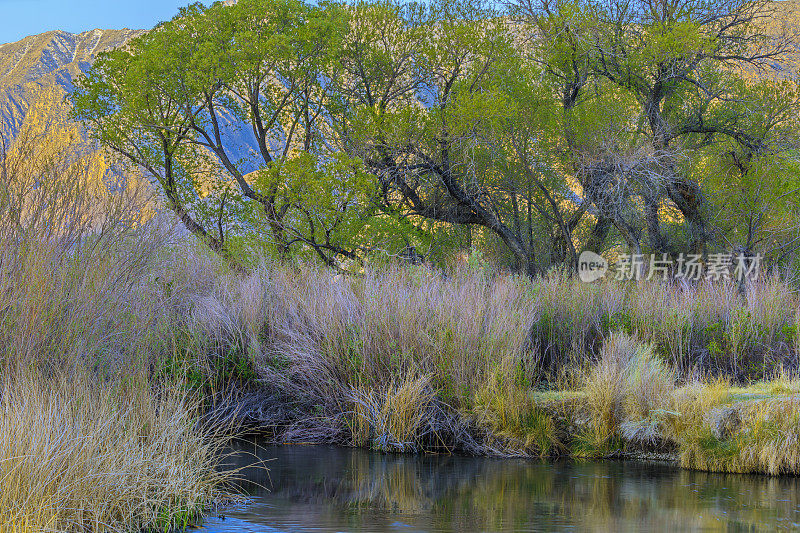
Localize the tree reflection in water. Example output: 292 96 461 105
204 443 800 532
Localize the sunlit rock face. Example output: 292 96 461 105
0 28 143 142
0 21 259 166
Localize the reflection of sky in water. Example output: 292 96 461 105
198 443 800 533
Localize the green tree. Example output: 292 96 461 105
72 0 800 274
72 0 411 270
512 0 800 265
692 79 800 270
332 0 589 274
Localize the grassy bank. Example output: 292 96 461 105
134 250 800 472
0 100 238 531
0 375 233 532
3 96 800 532
541 334 800 475
0 227 239 531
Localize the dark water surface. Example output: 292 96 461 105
198 443 800 532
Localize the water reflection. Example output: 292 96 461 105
200 443 800 532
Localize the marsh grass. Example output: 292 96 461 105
0 374 235 533
196 262 795 444
0 93 241 530
345 373 435 452
573 334 675 456
162 260 799 458
675 396 800 475
472 374 560 457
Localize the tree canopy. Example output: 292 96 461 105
71 0 800 274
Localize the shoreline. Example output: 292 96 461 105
216 381 800 477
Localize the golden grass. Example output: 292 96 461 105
675 396 800 475
564 342 800 472
346 373 435 452
0 374 235 532
576 334 675 455
0 92 237 530
670 370 800 475
472 374 560 457
761 366 800 396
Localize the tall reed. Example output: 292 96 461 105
0 91 237 530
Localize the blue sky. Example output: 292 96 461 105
1 0 211 45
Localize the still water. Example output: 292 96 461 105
200 443 800 532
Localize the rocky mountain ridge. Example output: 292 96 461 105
0 28 143 142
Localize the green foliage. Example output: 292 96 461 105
71 0 800 272
155 503 204 533
601 311 634 335
71 0 419 269
782 323 798 345
689 79 800 261
155 327 258 398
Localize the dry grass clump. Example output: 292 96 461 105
345 373 435 452
254 265 537 423
0 92 238 530
576 334 675 455
0 374 235 532
671 377 732 423
472 373 560 457
737 399 800 474
667 377 733 455
761 366 800 395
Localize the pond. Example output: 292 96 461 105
199 443 800 532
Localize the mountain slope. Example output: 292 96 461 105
0 29 143 142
